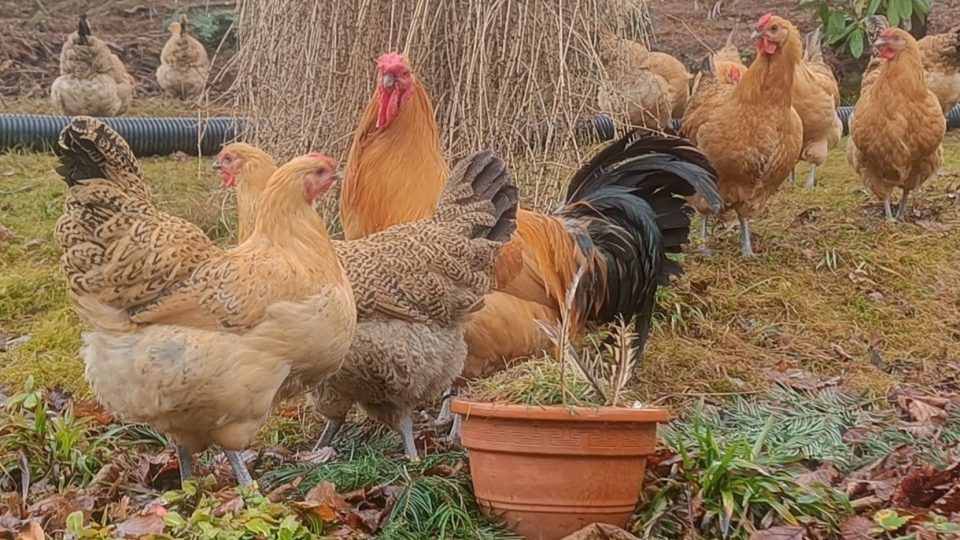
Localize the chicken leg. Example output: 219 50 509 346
789 168 796 184
896 190 910 220
805 165 817 189
433 388 458 428
884 199 895 220
699 215 709 239
176 445 193 485
225 450 255 487
312 418 344 452
399 415 419 462
739 216 755 258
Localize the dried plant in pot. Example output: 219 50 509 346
453 283 669 540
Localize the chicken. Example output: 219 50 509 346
340 52 722 423
597 32 691 129
53 117 356 485
714 24 747 85
682 13 804 258
156 14 210 100
51 15 134 117
863 16 960 113
846 28 946 220
791 27 842 189
214 142 520 460
213 142 279 242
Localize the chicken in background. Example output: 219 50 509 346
790 27 842 189
597 31 691 129
863 16 960 114
846 28 945 220
53 117 356 485
713 24 747 85
214 142 519 460
51 15 134 116
682 13 803 258
340 52 721 428
156 14 210 100
213 142 279 242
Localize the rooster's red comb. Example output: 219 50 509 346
376 52 409 73
306 152 337 170
756 12 773 29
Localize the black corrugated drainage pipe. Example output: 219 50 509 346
583 104 960 142
0 115 245 157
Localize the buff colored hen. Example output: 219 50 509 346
54 117 355 486
215 143 519 460
156 14 210 100
51 16 134 116
791 27 842 189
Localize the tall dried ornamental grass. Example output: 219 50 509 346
231 0 649 208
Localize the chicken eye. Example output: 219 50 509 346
770 24 779 31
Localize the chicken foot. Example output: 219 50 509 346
432 388 458 428
884 200 895 220
176 445 193 486
896 190 910 220
399 415 419 462
805 165 817 190
225 450 255 487
312 418 344 452
739 216 755 258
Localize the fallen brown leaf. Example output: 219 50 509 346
73 399 116 425
891 462 960 508
297 481 348 522
212 495 244 518
267 477 303 503
839 516 878 540
27 490 95 530
15 521 43 540
559 523 640 540
916 220 952 236
749 526 806 540
115 511 166 539
906 399 947 425
796 463 840 488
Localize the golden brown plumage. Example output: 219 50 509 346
846 27 946 220
224 143 520 459
686 13 804 258
791 26 842 189
156 14 210 100
596 32 680 129
714 25 748 85
54 118 355 485
51 16 134 116
214 143 280 243
341 52 721 407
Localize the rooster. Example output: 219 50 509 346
340 52 722 422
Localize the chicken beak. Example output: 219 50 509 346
750 29 763 40
382 73 395 89
212 158 222 171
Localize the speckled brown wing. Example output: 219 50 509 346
53 117 219 318
337 150 518 325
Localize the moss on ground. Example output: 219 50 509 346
2 127 959 402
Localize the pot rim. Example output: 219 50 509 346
451 398 670 422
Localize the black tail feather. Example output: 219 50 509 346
78 14 90 45
560 130 720 354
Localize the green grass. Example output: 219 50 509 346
3 97 235 118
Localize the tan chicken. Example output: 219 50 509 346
156 14 210 100
216 143 519 460
51 15 134 116
714 24 747 84
682 13 804 258
846 28 946 220
863 16 960 113
791 27 842 189
54 117 355 485
213 142 279 242
597 31 691 129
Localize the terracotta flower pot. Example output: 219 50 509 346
451 399 669 540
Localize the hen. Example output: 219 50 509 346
54 117 356 485
156 14 210 100
682 13 803 258
51 15 134 117
217 143 519 460
713 25 747 85
340 52 721 425
791 27 842 189
846 27 945 220
863 16 960 114
597 32 690 129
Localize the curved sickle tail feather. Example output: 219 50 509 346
55 116 144 195
560 130 721 353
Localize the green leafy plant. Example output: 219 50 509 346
796 0 931 58
168 10 236 49
635 403 852 538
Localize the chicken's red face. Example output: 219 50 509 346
875 28 906 61
752 13 787 56
303 153 340 203
213 150 240 188
376 52 414 129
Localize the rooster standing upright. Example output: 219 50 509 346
340 52 722 421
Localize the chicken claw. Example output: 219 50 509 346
433 388 458 428
884 200 895 220
176 445 193 485
739 217 755 258
225 450 255 487
896 191 910 220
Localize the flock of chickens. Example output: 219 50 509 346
45 10 960 489
50 14 209 116
601 14 959 257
